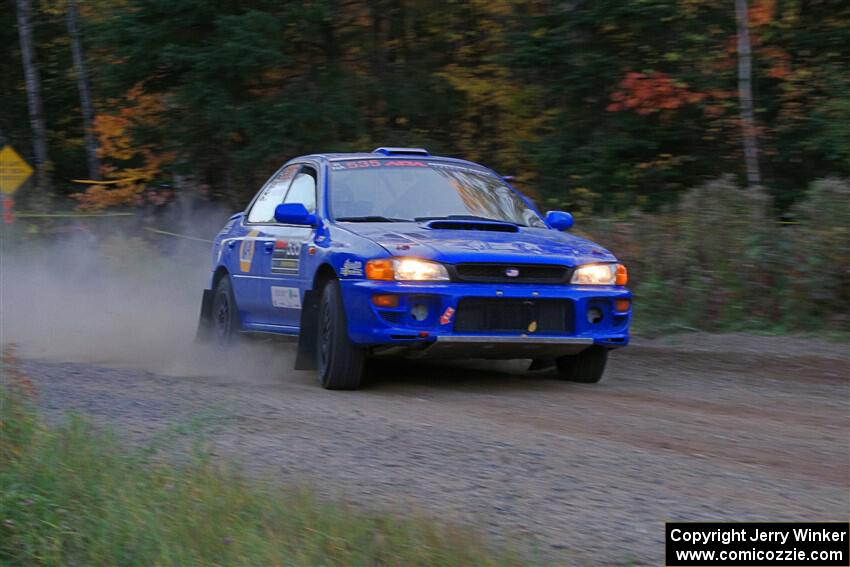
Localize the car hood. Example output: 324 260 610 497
343 222 616 266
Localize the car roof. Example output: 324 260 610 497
295 151 492 172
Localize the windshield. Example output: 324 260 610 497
328 159 546 227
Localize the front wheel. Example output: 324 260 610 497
555 346 608 383
317 280 365 390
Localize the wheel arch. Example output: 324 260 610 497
212 265 230 288
311 262 337 291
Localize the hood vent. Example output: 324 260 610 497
424 220 519 233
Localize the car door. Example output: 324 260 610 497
254 164 319 329
233 163 299 324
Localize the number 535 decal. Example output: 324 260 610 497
271 240 302 274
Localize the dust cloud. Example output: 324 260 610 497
0 209 294 379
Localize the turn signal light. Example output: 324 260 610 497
615 298 631 312
372 294 399 308
365 259 394 281
615 264 628 286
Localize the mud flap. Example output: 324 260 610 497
194 289 215 343
295 289 320 370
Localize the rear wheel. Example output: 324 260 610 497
317 280 365 390
212 277 240 347
555 346 608 383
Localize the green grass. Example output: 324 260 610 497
0 350 521 567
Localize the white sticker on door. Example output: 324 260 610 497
271 286 302 309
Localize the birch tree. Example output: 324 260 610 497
16 0 51 205
65 0 100 180
735 0 761 186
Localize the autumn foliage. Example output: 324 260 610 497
71 84 175 211
1 0 847 212
606 72 706 115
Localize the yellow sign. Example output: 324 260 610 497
0 145 34 195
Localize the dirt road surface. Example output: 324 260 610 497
18 333 850 565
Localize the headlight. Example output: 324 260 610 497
366 258 450 281
571 263 628 285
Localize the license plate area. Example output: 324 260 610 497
453 298 573 334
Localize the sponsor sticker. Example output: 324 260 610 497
239 229 260 272
277 166 296 181
439 306 455 325
427 161 488 174
340 258 363 277
342 159 382 169
271 239 302 274
383 160 427 167
271 286 302 309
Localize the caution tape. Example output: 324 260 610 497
143 227 214 243
5 210 212 243
70 178 142 185
14 211 136 218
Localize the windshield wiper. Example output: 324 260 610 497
415 214 523 226
335 215 412 223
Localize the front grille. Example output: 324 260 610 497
454 298 573 334
453 263 569 284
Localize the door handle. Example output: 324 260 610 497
264 241 275 252
227 241 236 249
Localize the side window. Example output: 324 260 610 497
247 164 298 223
283 166 317 213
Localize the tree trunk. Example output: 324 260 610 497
735 0 761 186
16 0 52 206
65 0 100 180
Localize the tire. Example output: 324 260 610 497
212 277 241 347
317 279 365 390
555 346 608 383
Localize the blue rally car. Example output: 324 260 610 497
197 148 631 389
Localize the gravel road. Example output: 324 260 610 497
17 333 850 565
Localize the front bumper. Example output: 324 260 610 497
339 280 631 358
411 335 593 359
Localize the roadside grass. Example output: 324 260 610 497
0 347 520 567
629 300 850 344
583 177 850 335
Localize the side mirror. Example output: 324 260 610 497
274 203 316 226
545 210 574 231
